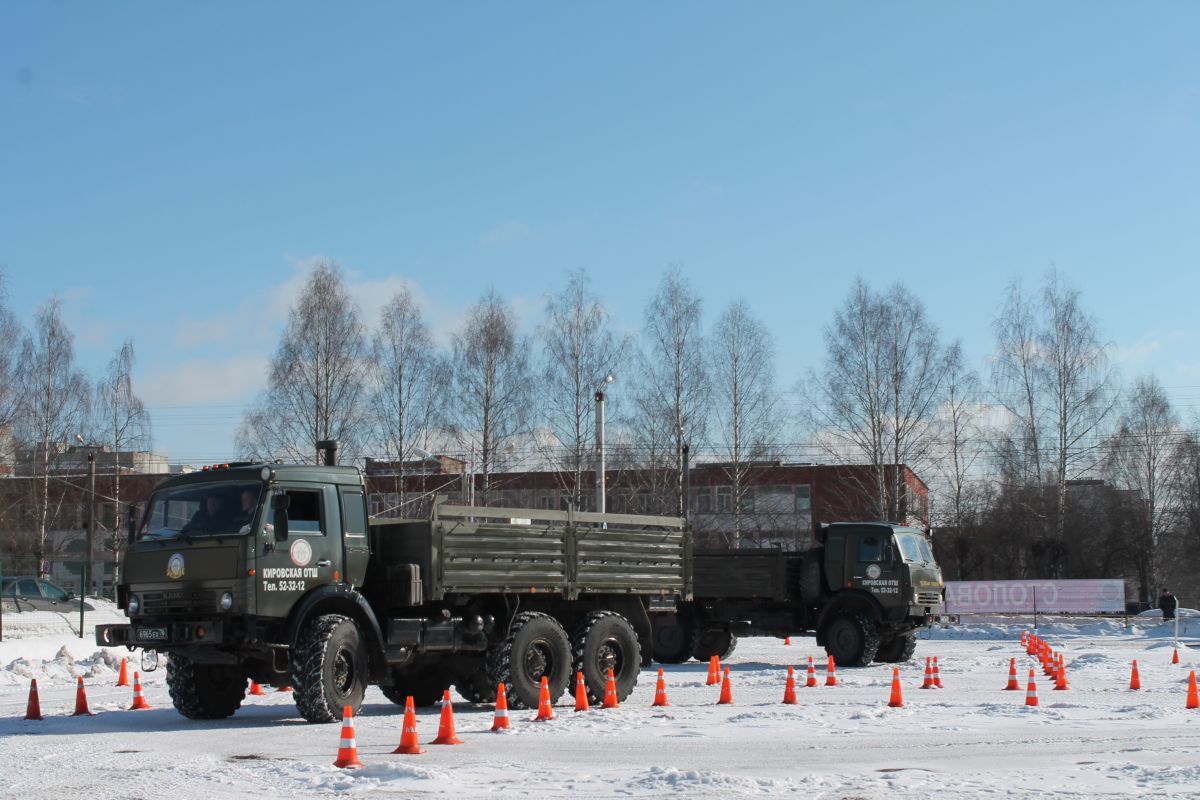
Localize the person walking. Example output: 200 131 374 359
1160 588 1178 621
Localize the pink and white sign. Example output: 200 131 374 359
945 579 1125 614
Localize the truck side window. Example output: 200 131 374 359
268 490 323 534
857 535 883 563
342 490 366 536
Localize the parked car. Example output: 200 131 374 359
1 577 94 611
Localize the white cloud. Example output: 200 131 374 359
1112 330 1183 368
139 354 270 407
479 220 531 247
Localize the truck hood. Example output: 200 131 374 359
124 541 243 584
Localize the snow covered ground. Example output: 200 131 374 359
3 618 1200 799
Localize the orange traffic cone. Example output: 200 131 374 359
393 696 425 754
333 705 365 768
491 683 511 731
278 685 293 693
706 655 720 686
652 668 670 707
782 666 797 705
806 656 817 688
1025 669 1039 707
130 671 151 710
921 657 934 689
1054 659 1069 691
430 689 464 745
825 655 838 686
1020 631 1028 646
1130 660 1142 691
248 680 266 696
887 667 904 708
784 637 791 646
1004 658 1020 690
533 676 556 721
717 667 734 705
933 656 944 688
116 658 130 687
602 668 619 709
573 671 590 712
72 676 94 716
1187 671 1200 710
24 679 42 721
1173 648 1181 665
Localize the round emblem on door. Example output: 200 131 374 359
865 563 882 580
166 553 185 580
289 539 313 567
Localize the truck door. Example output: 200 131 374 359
255 485 339 616
339 487 370 586
846 530 902 599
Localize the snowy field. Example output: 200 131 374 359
3 615 1200 799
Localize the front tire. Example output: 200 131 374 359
823 610 880 667
292 614 369 723
572 611 641 704
166 654 246 720
486 612 571 710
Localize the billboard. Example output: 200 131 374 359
944 579 1125 614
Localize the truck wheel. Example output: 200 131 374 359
652 610 699 664
693 629 738 662
453 663 498 704
486 611 571 710
874 632 918 663
572 611 641 704
292 613 369 723
166 654 246 720
380 665 450 707
822 610 880 667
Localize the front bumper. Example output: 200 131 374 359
97 619 225 648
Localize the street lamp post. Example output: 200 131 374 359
595 374 614 516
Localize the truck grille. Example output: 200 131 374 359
916 591 943 606
142 589 215 615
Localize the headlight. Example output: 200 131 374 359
220 592 233 611
128 594 140 614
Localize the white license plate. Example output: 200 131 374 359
136 626 168 641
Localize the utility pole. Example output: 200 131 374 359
595 374 614 517
81 449 95 639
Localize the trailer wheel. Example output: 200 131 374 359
166 654 246 720
572 611 641 703
651 609 700 664
822 610 880 667
380 664 451 707
874 632 918 663
453 663 498 704
292 613 369 723
487 611 571 709
693 629 738 662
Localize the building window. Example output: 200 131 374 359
716 486 732 513
738 488 754 514
795 485 811 513
694 488 712 514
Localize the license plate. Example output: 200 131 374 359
135 626 169 641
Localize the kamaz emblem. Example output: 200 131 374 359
166 553 185 580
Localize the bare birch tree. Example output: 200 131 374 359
0 269 21 434
1104 376 1184 602
803 279 946 521
93 339 152 591
537 270 629 511
631 268 707 517
935 341 983 530
991 280 1045 487
15 298 91 569
237 261 367 463
709 299 779 545
369 286 447 513
450 290 531 505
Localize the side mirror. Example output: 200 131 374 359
272 493 290 541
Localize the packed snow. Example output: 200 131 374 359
3 616 1200 798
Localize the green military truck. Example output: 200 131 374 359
651 522 944 667
97 450 690 723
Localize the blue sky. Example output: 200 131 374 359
3 2 1199 463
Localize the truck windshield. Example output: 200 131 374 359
139 482 264 540
894 531 934 564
